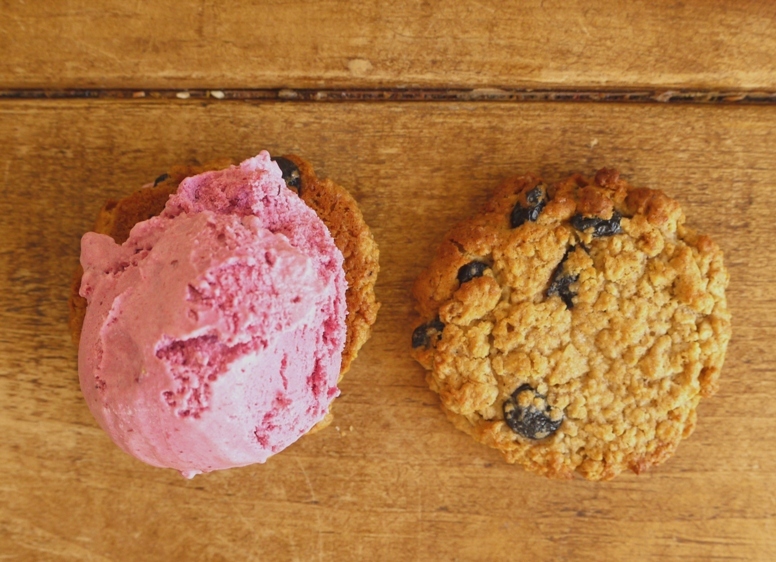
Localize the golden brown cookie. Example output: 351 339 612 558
411 168 731 480
69 155 380 385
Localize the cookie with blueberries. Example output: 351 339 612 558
69 154 380 381
411 168 731 480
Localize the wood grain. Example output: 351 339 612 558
1 0 775 91
0 100 775 560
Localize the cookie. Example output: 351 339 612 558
411 168 731 480
69 154 380 411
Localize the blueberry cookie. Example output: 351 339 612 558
70 154 380 381
411 169 731 480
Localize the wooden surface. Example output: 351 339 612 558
2 1 776 560
0 0 775 90
1 100 775 561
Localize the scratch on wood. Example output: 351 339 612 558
294 458 318 504
295 457 323 561
1 88 775 105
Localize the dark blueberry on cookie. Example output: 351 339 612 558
503 384 563 440
547 248 580 309
271 156 302 192
153 173 170 186
510 185 548 228
457 261 489 285
571 211 622 237
411 318 445 349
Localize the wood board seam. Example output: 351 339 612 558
2 88 776 105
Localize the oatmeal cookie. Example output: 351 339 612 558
69 154 380 381
411 168 730 480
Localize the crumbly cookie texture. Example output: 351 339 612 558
69 155 380 430
411 168 731 481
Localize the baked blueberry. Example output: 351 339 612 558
457 261 489 285
571 211 622 237
271 156 302 192
153 173 170 186
411 318 445 349
503 384 563 440
546 248 582 309
510 185 548 228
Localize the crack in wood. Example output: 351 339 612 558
1 88 775 104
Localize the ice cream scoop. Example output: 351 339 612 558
77 152 346 477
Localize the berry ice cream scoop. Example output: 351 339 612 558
77 152 347 478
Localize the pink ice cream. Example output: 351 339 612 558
78 152 346 478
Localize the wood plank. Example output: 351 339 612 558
1 0 775 90
1 99 775 560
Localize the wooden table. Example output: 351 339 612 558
1 2 775 560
